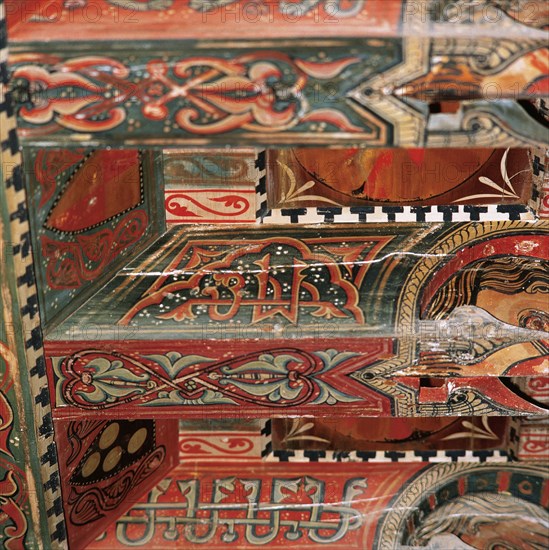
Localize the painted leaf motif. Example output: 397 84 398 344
146 353 214 377
500 148 518 196
77 380 147 404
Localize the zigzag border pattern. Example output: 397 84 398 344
255 149 269 219
0 2 67 545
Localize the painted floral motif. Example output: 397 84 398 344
64 0 174 9
453 148 528 202
276 161 342 207
0 354 28 547
191 0 365 17
281 419 330 445
440 416 499 441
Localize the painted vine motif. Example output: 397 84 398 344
62 0 366 17
67 446 166 526
0 463 29 549
163 149 258 224
165 192 252 220
55 349 364 410
11 52 374 137
190 0 366 16
0 344 30 548
42 211 148 290
48 336 549 417
179 434 258 459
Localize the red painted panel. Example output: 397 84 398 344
6 0 404 42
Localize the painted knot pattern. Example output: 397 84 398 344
114 475 368 545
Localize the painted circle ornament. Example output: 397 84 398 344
376 462 549 550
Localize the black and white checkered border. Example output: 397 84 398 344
255 149 268 219
260 418 273 459
507 415 522 461
259 421 514 463
258 204 535 224
530 147 548 215
1 3 67 545
263 448 513 463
